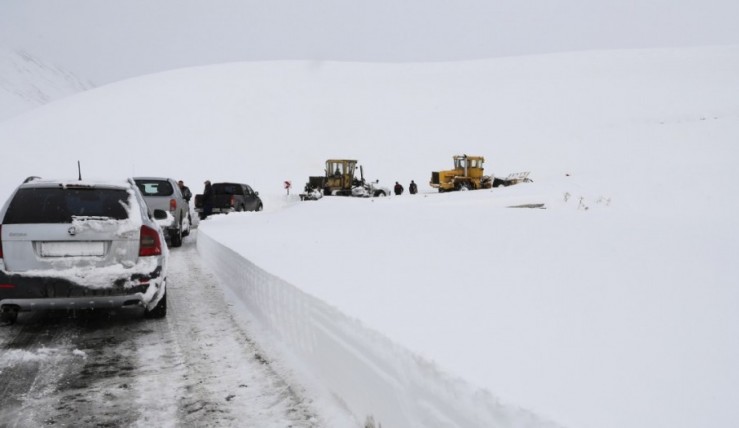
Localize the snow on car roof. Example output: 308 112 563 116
19 178 134 189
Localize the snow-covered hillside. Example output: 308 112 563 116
0 49 93 121
1 47 738 428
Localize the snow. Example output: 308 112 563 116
0 48 93 120
1 46 739 427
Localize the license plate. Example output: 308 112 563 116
40 241 105 257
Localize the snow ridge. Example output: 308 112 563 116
196 230 561 428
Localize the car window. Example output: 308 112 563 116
134 180 174 197
3 188 130 224
213 184 244 196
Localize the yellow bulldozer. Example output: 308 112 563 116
430 155 531 192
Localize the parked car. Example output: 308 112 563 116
194 182 263 219
0 177 169 325
133 177 190 247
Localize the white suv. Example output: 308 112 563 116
0 177 168 325
133 177 190 247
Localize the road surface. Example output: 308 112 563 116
0 232 324 427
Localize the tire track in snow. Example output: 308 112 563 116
137 233 322 427
0 310 145 427
0 232 322 427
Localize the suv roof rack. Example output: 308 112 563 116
23 176 41 183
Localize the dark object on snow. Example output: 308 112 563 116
409 180 418 195
394 182 404 195
200 180 213 219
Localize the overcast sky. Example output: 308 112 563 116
1 0 738 84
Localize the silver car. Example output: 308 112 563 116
0 177 169 325
133 177 190 247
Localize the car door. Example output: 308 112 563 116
243 185 259 211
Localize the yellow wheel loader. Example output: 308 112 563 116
430 155 531 192
429 155 493 192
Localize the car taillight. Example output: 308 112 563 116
230 195 235 207
169 198 177 212
139 225 162 257
0 224 3 259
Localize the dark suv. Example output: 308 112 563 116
0 177 169 325
194 182 263 219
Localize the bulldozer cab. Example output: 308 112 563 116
453 155 485 176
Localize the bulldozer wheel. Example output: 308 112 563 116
456 182 471 191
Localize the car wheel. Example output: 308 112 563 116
257 203 263 212
145 290 167 319
374 190 387 197
1 309 19 326
170 225 183 248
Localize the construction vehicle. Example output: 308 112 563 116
430 155 531 192
300 159 390 200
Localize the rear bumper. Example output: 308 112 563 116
194 207 234 214
1 295 146 311
0 267 162 312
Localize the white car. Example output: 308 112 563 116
0 177 169 325
134 177 190 247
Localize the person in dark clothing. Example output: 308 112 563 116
201 180 213 220
178 180 192 202
409 180 418 195
394 181 404 195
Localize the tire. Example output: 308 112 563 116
170 225 183 248
145 290 167 319
1 309 18 326
456 182 470 191
374 190 387 197
256 203 263 212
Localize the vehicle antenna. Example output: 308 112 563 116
78 161 82 180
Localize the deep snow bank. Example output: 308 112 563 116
196 230 558 428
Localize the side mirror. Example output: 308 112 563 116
153 209 168 220
255 191 259 196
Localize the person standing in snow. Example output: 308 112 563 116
201 180 213 220
178 180 192 202
409 180 418 195
394 181 404 195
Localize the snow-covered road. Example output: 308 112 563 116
0 233 325 427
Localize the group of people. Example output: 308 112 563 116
394 180 418 196
180 178 417 221
175 179 214 220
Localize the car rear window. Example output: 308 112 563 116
213 183 244 195
134 180 174 197
3 187 130 224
